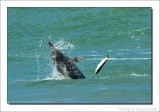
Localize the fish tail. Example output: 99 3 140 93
105 54 110 60
106 54 109 58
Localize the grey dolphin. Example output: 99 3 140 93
48 40 86 79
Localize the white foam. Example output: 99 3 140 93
86 58 102 61
86 57 151 61
139 52 151 54
108 49 129 52
8 73 67 84
110 57 151 61
82 54 103 57
8 79 35 84
43 75 67 81
131 73 148 77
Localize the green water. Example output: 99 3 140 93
8 7 151 103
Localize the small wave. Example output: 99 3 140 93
108 48 150 53
86 58 102 61
91 51 97 53
8 79 35 84
116 27 151 38
82 54 103 57
108 49 129 52
8 75 68 85
110 57 151 61
42 75 69 81
86 57 151 61
8 54 36 59
139 52 151 54
131 73 148 77
7 54 50 60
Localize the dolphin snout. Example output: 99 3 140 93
48 41 54 47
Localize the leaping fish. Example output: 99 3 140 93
95 54 110 74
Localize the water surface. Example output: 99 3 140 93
8 7 152 104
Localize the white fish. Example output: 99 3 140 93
95 55 109 74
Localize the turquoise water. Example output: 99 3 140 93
8 7 152 104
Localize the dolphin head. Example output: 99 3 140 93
48 41 63 61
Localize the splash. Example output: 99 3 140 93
35 37 75 80
44 64 69 80
54 38 75 52
35 51 40 79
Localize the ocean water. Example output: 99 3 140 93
7 7 152 104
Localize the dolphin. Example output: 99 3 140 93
48 40 86 79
